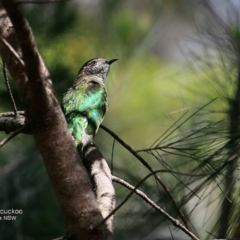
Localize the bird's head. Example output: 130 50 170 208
77 58 118 80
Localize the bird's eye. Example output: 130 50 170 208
91 60 97 65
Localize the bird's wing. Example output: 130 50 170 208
67 112 88 145
62 83 106 113
62 82 107 135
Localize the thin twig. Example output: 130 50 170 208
0 111 24 117
96 172 199 240
112 175 199 240
0 37 24 67
100 125 190 230
2 61 18 115
110 138 115 174
0 126 25 148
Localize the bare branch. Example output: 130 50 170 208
107 173 199 240
0 111 24 117
0 8 27 98
2 60 18 115
100 125 190 230
0 114 25 132
0 126 24 148
83 144 115 233
0 37 24 67
112 175 199 240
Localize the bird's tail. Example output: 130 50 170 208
67 112 95 159
67 112 87 145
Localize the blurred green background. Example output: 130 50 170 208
0 0 239 239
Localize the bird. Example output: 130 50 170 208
62 57 117 152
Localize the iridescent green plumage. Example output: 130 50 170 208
62 58 117 149
62 76 108 146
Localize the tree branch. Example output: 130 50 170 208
0 125 24 148
0 114 25 132
112 175 199 240
2 60 18 115
0 37 24 67
83 144 115 233
0 1 112 239
0 7 26 98
0 111 24 117
100 125 190 230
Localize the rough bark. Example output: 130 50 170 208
0 6 26 98
83 144 115 232
0 1 113 239
0 114 25 132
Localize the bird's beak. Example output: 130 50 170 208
107 59 118 65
